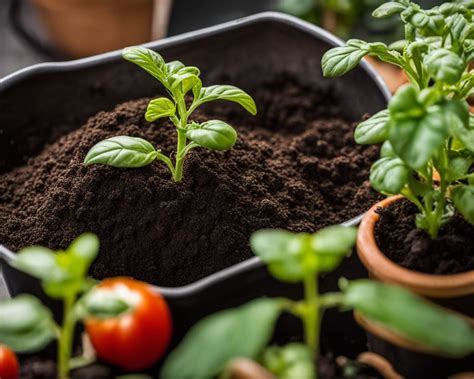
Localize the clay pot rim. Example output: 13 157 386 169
357 195 474 298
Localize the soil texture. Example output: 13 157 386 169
375 199 474 274
0 75 381 286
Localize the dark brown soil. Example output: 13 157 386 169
318 354 380 379
21 359 114 379
375 199 474 274
0 75 381 286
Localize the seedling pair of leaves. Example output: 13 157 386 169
0 235 134 379
322 0 474 238
160 226 474 379
84 46 257 182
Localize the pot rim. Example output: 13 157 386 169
0 12 390 299
357 195 474 298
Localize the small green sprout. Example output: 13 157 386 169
322 0 474 238
84 47 257 182
160 226 474 379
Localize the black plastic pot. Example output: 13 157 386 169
0 12 389 353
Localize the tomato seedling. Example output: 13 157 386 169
84 46 257 182
322 0 474 238
0 234 172 378
160 226 474 379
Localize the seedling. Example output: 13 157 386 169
322 0 474 238
0 234 163 378
161 226 474 379
84 46 257 182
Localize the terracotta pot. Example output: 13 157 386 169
357 195 474 317
32 0 159 57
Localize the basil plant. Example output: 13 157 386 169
160 226 474 379
85 47 257 182
322 0 474 238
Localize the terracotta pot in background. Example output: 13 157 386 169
357 195 474 317
31 0 171 57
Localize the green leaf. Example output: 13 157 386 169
15 246 58 280
82 288 130 319
122 46 166 84
452 185 474 224
169 67 201 94
250 230 306 282
0 295 56 353
161 299 283 379
322 44 369 77
193 85 257 115
451 113 474 152
370 157 410 194
165 60 185 75
68 233 99 265
145 98 176 122
342 280 474 357
424 49 466 85
354 110 389 144
372 2 406 18
262 343 315 379
311 226 356 256
84 136 157 168
380 141 395 157
277 0 314 16
389 86 451 169
447 153 472 181
186 120 237 151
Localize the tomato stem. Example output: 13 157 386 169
58 294 77 379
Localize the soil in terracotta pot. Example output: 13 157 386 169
375 199 474 274
0 74 381 286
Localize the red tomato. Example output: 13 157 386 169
84 277 172 371
0 345 19 379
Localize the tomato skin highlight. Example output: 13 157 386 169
0 345 19 379
85 278 172 371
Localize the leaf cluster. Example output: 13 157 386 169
322 0 474 238
160 226 474 379
85 47 257 182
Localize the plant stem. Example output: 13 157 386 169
303 272 319 356
173 96 189 182
58 294 77 379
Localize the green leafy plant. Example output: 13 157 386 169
322 0 474 238
160 226 474 379
84 47 257 182
0 235 158 379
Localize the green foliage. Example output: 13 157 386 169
0 295 56 353
2 234 104 378
161 299 283 379
86 47 256 182
322 0 474 239
342 280 474 357
162 227 474 379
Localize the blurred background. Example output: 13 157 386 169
1 0 441 87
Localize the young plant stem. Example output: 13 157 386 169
58 294 77 379
173 95 189 182
303 272 319 358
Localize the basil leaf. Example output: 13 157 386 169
342 280 474 357
68 233 99 266
372 2 406 18
424 49 465 85
169 67 201 94
165 60 185 75
380 141 395 157
370 157 410 194
262 344 315 379
193 85 257 115
451 114 474 152
354 110 390 144
186 120 237 151
82 288 130 319
0 295 56 353
145 97 176 122
122 46 166 84
452 185 474 224
322 44 369 77
15 246 58 280
250 230 307 282
84 136 157 168
447 153 472 182
389 87 451 169
161 299 283 379
311 226 356 256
